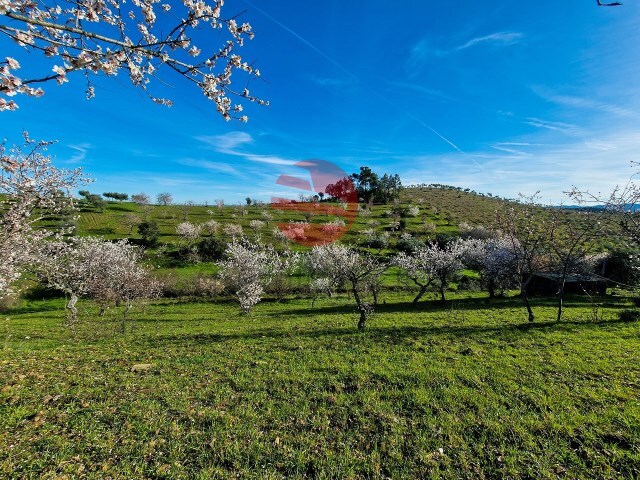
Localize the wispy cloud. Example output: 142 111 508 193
406 38 431 75
196 132 253 154
178 158 240 175
406 31 523 74
195 132 297 167
65 143 91 164
533 86 637 119
306 74 356 87
525 117 581 136
389 81 458 103
490 142 533 156
396 129 640 203
456 31 524 51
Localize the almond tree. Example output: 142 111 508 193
36 236 160 330
495 195 550 322
218 240 296 313
568 175 639 250
394 241 464 305
545 206 608 321
307 244 385 330
0 132 87 300
131 193 150 205
1 0 266 119
176 221 201 246
459 237 517 298
156 192 173 206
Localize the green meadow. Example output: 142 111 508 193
2 292 639 479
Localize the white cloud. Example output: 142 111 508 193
406 38 430 75
456 32 524 51
396 129 640 203
533 86 638 119
66 143 91 164
195 133 296 166
525 117 582 136
306 74 355 87
178 158 240 175
196 132 253 154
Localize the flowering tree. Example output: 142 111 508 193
176 221 201 245
544 206 608 321
307 244 385 330
0 132 86 299
0 0 266 118
394 241 464 305
202 219 219 236
131 192 150 205
156 192 173 206
248 219 264 236
36 236 160 330
459 237 517 298
494 195 551 322
222 222 243 240
217 240 296 313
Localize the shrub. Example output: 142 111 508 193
619 309 640 322
138 220 160 247
396 236 426 254
197 237 226 261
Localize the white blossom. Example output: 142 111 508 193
35 236 160 328
0 0 265 119
0 133 88 299
218 240 296 313
307 244 384 329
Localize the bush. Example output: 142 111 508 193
601 251 640 286
197 237 226 261
138 220 160 247
396 236 426 254
0 294 19 312
364 234 389 250
156 273 224 298
22 284 64 300
619 309 640 322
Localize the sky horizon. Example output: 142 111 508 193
2 1 639 206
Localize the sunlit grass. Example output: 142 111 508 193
2 292 639 478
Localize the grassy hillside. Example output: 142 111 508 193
400 185 506 227
69 187 625 262
1 293 639 478
72 191 465 251
71 187 521 247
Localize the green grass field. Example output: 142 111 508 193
2 293 639 479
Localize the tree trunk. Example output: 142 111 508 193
351 282 367 330
439 286 446 303
488 278 495 299
357 309 367 331
66 293 79 330
522 291 535 322
412 285 428 306
556 279 566 322
121 303 132 334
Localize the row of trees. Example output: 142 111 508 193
214 220 611 330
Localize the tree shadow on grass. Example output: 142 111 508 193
274 295 627 318
129 314 639 350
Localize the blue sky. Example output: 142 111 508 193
2 1 640 204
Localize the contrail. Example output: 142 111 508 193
242 0 478 166
243 0 356 81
